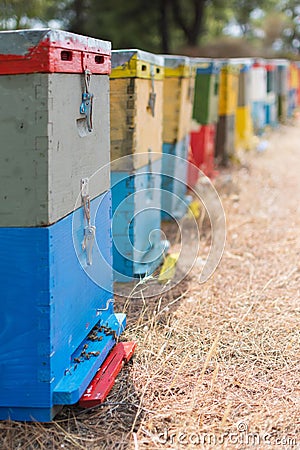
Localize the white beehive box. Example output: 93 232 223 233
250 60 267 102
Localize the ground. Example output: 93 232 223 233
1 119 300 449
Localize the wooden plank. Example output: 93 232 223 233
0 73 110 227
110 77 163 171
0 191 115 420
163 77 194 143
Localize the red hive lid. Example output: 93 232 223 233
265 62 276 71
253 58 266 69
0 29 111 75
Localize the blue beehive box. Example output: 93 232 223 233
111 158 168 281
110 50 168 281
161 56 194 220
0 29 125 422
161 137 192 220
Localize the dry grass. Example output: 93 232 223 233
1 120 300 449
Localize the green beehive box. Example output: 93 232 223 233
192 58 221 125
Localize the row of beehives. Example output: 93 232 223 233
0 29 299 422
110 52 300 281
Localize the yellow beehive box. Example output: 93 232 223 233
162 55 195 143
289 62 299 89
236 105 254 151
231 58 254 151
110 49 164 171
218 62 240 116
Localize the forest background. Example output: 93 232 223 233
1 0 300 58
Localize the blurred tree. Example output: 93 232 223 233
279 0 300 53
170 0 206 46
65 0 162 52
203 0 233 41
63 0 215 52
1 0 299 55
0 0 44 29
260 11 289 48
229 0 278 37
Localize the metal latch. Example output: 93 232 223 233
81 178 96 265
80 69 94 132
147 64 156 117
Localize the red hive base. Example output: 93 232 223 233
79 341 136 408
187 151 200 188
189 124 217 183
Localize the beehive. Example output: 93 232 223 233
111 157 168 281
162 136 192 219
274 59 289 123
0 29 111 227
218 62 239 117
192 58 220 125
265 61 278 127
188 59 220 181
215 114 235 165
161 56 194 219
163 55 194 143
250 59 267 133
288 61 298 118
110 50 167 280
190 124 216 178
0 29 125 422
216 60 239 165
296 62 300 106
110 50 164 171
231 58 254 151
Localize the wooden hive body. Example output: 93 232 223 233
161 55 194 220
110 50 164 171
192 59 220 126
111 158 167 281
0 29 124 422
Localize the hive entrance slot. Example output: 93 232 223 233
95 55 104 64
61 51 73 61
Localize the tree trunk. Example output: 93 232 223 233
171 0 207 47
70 0 87 35
160 0 170 53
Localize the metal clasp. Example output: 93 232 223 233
80 69 94 132
81 178 96 265
82 225 96 265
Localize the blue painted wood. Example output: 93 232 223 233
265 101 278 127
287 89 297 118
111 159 168 282
161 136 191 221
0 191 123 422
53 313 126 405
251 101 266 134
